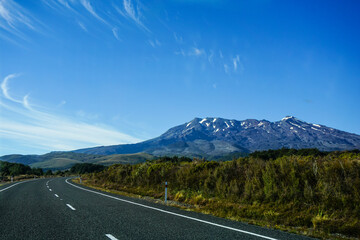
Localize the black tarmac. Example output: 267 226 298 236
0 178 316 240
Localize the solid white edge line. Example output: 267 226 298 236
105 234 119 240
66 204 76 210
65 178 278 240
0 179 36 193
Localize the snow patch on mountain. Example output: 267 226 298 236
200 118 207 124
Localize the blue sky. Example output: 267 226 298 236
0 0 359 155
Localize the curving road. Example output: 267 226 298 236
0 178 315 240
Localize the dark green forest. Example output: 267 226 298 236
0 161 44 179
0 161 106 181
70 163 106 174
82 149 360 239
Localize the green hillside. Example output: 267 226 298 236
1 152 155 170
96 153 155 165
30 158 82 170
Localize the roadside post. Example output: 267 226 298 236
165 181 168 204
11 176 13 182
79 176 82 184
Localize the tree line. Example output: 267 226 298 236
0 161 45 178
0 161 106 180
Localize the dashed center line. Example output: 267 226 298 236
49 189 52 191
54 194 59 198
105 234 118 240
66 204 76 210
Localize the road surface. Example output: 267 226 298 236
0 178 315 240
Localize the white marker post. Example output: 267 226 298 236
79 176 82 184
11 176 13 182
165 181 168 204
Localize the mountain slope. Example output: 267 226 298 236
75 116 360 157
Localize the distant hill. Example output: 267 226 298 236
0 152 154 170
75 116 360 158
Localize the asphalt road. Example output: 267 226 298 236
0 178 316 240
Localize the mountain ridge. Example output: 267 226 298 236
74 116 360 157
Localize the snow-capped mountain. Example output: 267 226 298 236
75 117 360 158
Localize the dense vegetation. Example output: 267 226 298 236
83 149 360 239
0 161 110 182
249 148 331 160
70 163 106 174
0 161 44 179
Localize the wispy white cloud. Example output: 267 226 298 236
22 94 33 111
174 46 244 76
173 32 183 44
219 50 223 59
0 0 38 40
79 0 107 24
1 73 21 102
43 0 152 41
233 55 239 71
174 49 186 56
122 0 150 32
0 74 141 154
57 0 72 9
208 50 214 64
175 47 206 57
42 0 73 11
190 47 205 56
148 39 160 48
78 21 87 32
232 54 244 73
112 27 121 40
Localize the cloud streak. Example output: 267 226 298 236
42 0 151 40
1 73 21 102
79 0 107 24
233 55 244 73
0 74 141 155
78 21 87 32
0 0 38 40
122 0 150 32
175 47 206 57
112 27 120 40
173 45 245 76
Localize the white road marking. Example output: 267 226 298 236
49 189 52 191
45 178 55 188
54 194 59 198
0 180 36 193
66 179 278 240
66 204 76 210
105 234 118 240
